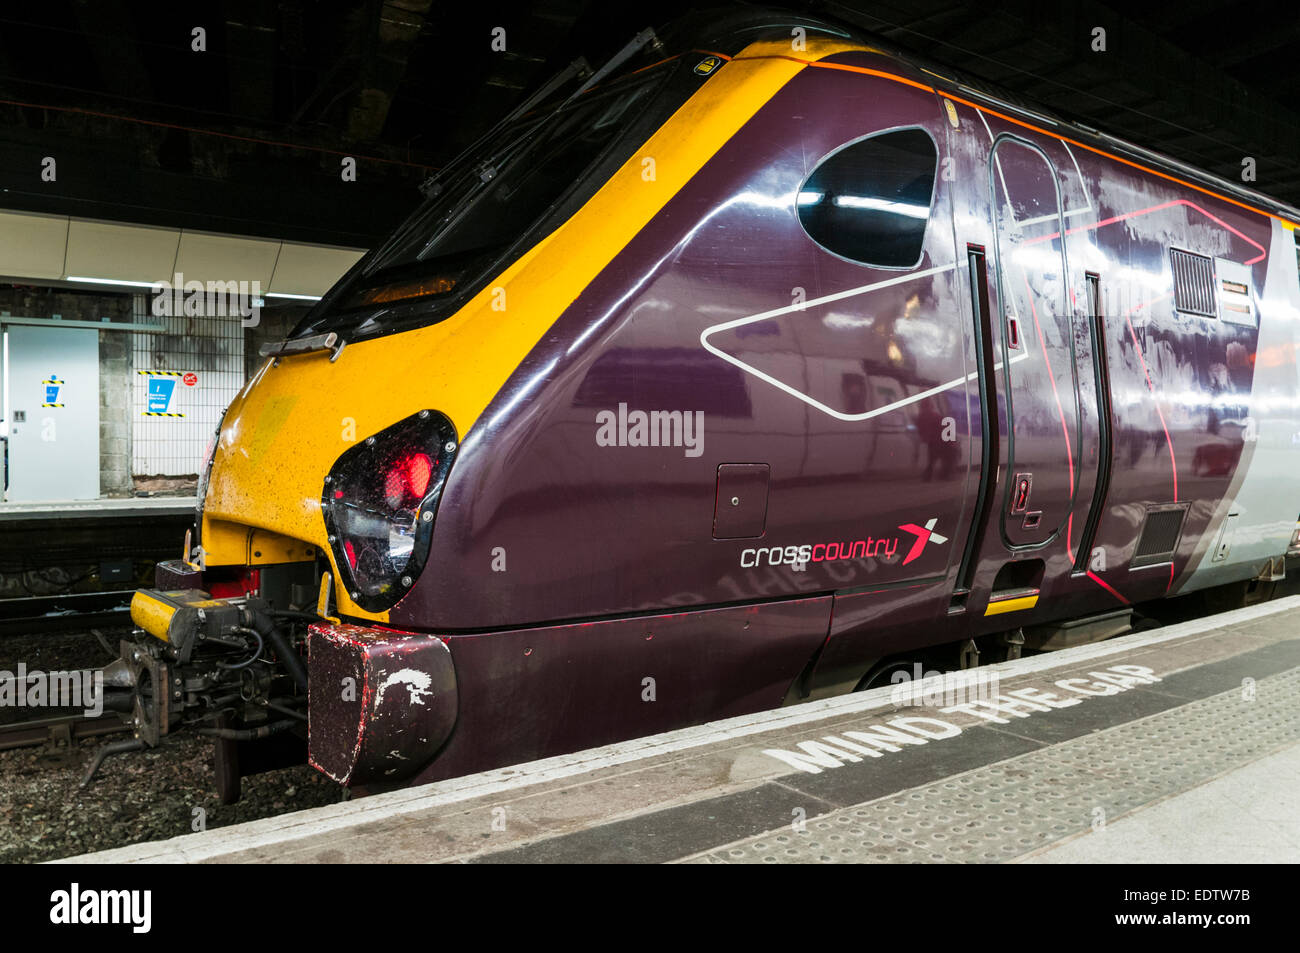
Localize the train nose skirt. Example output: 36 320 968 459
63 595 1300 864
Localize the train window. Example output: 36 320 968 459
994 141 1063 225
796 128 938 268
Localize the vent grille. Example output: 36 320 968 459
1170 249 1217 317
1132 506 1187 568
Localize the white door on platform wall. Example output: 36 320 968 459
3 325 100 501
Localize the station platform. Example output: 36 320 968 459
66 594 1300 864
0 497 193 629
0 497 193 524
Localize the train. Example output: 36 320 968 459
91 8 1300 800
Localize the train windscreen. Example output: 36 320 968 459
292 58 697 343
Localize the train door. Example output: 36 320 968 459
988 138 1081 548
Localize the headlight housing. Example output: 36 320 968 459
322 409 458 611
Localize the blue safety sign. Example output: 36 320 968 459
42 373 64 407
138 370 187 416
147 377 176 413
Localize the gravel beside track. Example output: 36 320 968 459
0 628 343 863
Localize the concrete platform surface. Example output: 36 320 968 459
0 497 194 522
1021 741 1300 864
61 594 1300 864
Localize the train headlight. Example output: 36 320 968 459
322 409 459 611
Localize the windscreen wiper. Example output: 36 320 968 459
365 57 592 277
406 35 660 264
564 27 662 104
418 55 592 201
412 130 541 262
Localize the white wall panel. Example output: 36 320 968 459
0 210 69 281
174 230 281 288
269 241 364 296
0 209 363 295
65 219 180 283
132 307 243 477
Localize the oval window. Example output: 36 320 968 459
796 128 938 268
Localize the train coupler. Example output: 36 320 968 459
79 588 312 794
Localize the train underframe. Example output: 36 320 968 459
84 544 1299 803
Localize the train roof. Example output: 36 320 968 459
663 7 1300 227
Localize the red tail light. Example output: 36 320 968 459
322 411 458 611
405 453 433 498
383 453 434 507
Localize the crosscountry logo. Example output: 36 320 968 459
898 518 949 565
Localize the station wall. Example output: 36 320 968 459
1 287 316 500
0 287 133 496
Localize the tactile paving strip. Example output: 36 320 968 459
682 667 1300 863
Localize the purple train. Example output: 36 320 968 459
106 11 1300 797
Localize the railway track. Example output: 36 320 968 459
0 624 135 752
0 710 128 751
0 590 134 636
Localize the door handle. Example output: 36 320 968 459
1011 472 1032 513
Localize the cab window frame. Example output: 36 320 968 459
795 124 940 271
